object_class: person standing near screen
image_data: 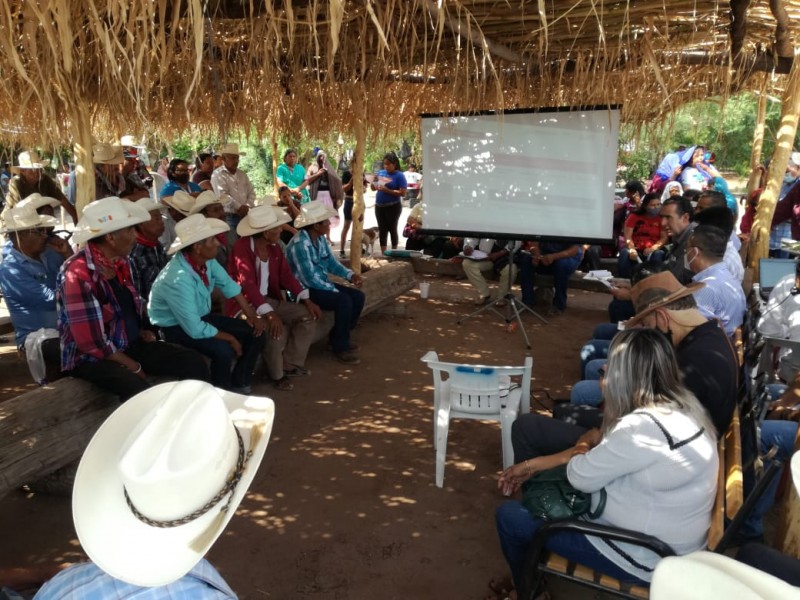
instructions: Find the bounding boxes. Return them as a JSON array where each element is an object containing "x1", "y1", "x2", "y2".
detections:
[{"x1": 371, "y1": 152, "x2": 407, "y2": 254}]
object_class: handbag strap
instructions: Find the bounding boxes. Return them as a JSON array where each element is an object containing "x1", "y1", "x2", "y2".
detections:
[{"x1": 587, "y1": 488, "x2": 607, "y2": 519}]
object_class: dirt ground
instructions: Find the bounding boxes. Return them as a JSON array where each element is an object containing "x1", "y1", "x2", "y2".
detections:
[{"x1": 0, "y1": 275, "x2": 612, "y2": 599}]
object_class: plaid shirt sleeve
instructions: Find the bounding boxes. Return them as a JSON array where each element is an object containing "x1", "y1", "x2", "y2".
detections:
[
  {"x1": 286, "y1": 232, "x2": 338, "y2": 292},
  {"x1": 57, "y1": 259, "x2": 117, "y2": 364}
]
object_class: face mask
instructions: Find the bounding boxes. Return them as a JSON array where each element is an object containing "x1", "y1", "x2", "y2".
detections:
[
  {"x1": 785, "y1": 173, "x2": 797, "y2": 184},
  {"x1": 175, "y1": 173, "x2": 190, "y2": 184},
  {"x1": 647, "y1": 207, "x2": 661, "y2": 217},
  {"x1": 683, "y1": 248, "x2": 697, "y2": 272}
]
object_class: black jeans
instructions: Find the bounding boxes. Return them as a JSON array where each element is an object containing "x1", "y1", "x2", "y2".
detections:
[
  {"x1": 511, "y1": 413, "x2": 587, "y2": 463},
  {"x1": 375, "y1": 201, "x2": 402, "y2": 248},
  {"x1": 160, "y1": 314, "x2": 264, "y2": 390},
  {"x1": 70, "y1": 339, "x2": 210, "y2": 401},
  {"x1": 309, "y1": 284, "x2": 366, "y2": 353}
]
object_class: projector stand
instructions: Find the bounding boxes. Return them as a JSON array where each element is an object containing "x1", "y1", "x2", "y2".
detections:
[{"x1": 457, "y1": 292, "x2": 547, "y2": 349}]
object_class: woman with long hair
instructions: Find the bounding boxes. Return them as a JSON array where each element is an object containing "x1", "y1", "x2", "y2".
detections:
[
  {"x1": 370, "y1": 152, "x2": 407, "y2": 253},
  {"x1": 618, "y1": 192, "x2": 666, "y2": 278},
  {"x1": 493, "y1": 328, "x2": 718, "y2": 597}
]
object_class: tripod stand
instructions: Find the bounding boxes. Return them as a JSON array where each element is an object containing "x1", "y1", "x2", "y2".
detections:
[{"x1": 457, "y1": 247, "x2": 548, "y2": 348}]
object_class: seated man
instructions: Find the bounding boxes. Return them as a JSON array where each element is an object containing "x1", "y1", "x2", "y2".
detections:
[
  {"x1": 228, "y1": 205, "x2": 322, "y2": 391},
  {"x1": 455, "y1": 238, "x2": 520, "y2": 305},
  {"x1": 758, "y1": 259, "x2": 800, "y2": 382},
  {"x1": 685, "y1": 224, "x2": 746, "y2": 338},
  {"x1": 129, "y1": 198, "x2": 168, "y2": 310},
  {"x1": 93, "y1": 144, "x2": 127, "y2": 201},
  {"x1": 0, "y1": 205, "x2": 71, "y2": 382},
  {"x1": 148, "y1": 214, "x2": 266, "y2": 393},
  {"x1": 693, "y1": 203, "x2": 744, "y2": 282},
  {"x1": 286, "y1": 200, "x2": 364, "y2": 365},
  {"x1": 34, "y1": 379, "x2": 274, "y2": 599},
  {"x1": 160, "y1": 158, "x2": 202, "y2": 199},
  {"x1": 403, "y1": 198, "x2": 455, "y2": 258},
  {"x1": 516, "y1": 241, "x2": 582, "y2": 316},
  {"x1": 17, "y1": 192, "x2": 61, "y2": 217},
  {"x1": 57, "y1": 197, "x2": 211, "y2": 400},
  {"x1": 2, "y1": 150, "x2": 77, "y2": 223}
]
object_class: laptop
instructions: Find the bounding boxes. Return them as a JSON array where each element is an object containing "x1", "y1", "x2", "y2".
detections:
[{"x1": 759, "y1": 258, "x2": 797, "y2": 299}]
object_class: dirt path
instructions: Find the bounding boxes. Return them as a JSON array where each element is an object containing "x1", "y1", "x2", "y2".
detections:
[{"x1": 0, "y1": 277, "x2": 610, "y2": 599}]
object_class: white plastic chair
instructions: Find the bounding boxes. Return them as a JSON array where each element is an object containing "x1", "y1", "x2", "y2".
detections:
[{"x1": 421, "y1": 351, "x2": 533, "y2": 488}]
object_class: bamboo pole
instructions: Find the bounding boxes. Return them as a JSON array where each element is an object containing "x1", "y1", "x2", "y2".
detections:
[
  {"x1": 747, "y1": 80, "x2": 769, "y2": 195},
  {"x1": 71, "y1": 100, "x2": 95, "y2": 216},
  {"x1": 271, "y1": 130, "x2": 279, "y2": 196},
  {"x1": 350, "y1": 97, "x2": 366, "y2": 274},
  {"x1": 748, "y1": 48, "x2": 800, "y2": 275}
]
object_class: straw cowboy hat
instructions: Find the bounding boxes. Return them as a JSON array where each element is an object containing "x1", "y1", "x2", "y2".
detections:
[
  {"x1": 18, "y1": 192, "x2": 60, "y2": 211},
  {"x1": 161, "y1": 190, "x2": 195, "y2": 216},
  {"x1": 93, "y1": 143, "x2": 125, "y2": 166},
  {"x1": 72, "y1": 197, "x2": 151, "y2": 245},
  {"x1": 188, "y1": 190, "x2": 223, "y2": 215},
  {"x1": 1, "y1": 204, "x2": 58, "y2": 233},
  {"x1": 218, "y1": 143, "x2": 245, "y2": 156},
  {"x1": 626, "y1": 271, "x2": 705, "y2": 327},
  {"x1": 10, "y1": 151, "x2": 45, "y2": 174},
  {"x1": 293, "y1": 199, "x2": 337, "y2": 229},
  {"x1": 236, "y1": 205, "x2": 292, "y2": 237},
  {"x1": 72, "y1": 380, "x2": 275, "y2": 587},
  {"x1": 120, "y1": 134, "x2": 138, "y2": 147},
  {"x1": 135, "y1": 197, "x2": 167, "y2": 213},
  {"x1": 168, "y1": 213, "x2": 230, "y2": 255}
]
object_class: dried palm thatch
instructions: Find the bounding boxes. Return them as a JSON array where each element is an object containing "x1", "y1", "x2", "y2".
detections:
[{"x1": 0, "y1": 0, "x2": 798, "y2": 149}]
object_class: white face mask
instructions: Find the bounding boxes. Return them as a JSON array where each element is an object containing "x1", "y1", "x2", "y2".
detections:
[
  {"x1": 785, "y1": 173, "x2": 797, "y2": 184},
  {"x1": 684, "y1": 248, "x2": 698, "y2": 272}
]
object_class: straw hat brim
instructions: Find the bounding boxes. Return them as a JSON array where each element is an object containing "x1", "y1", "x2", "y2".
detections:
[
  {"x1": 2, "y1": 214, "x2": 58, "y2": 233},
  {"x1": 236, "y1": 212, "x2": 292, "y2": 237},
  {"x1": 72, "y1": 381, "x2": 275, "y2": 587},
  {"x1": 167, "y1": 219, "x2": 230, "y2": 255},
  {"x1": 626, "y1": 281, "x2": 705, "y2": 327},
  {"x1": 72, "y1": 207, "x2": 151, "y2": 245},
  {"x1": 294, "y1": 205, "x2": 338, "y2": 229},
  {"x1": 10, "y1": 164, "x2": 44, "y2": 174}
]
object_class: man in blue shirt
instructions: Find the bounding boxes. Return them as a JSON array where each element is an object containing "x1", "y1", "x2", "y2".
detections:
[
  {"x1": 160, "y1": 158, "x2": 202, "y2": 199},
  {"x1": 0, "y1": 205, "x2": 71, "y2": 380},
  {"x1": 685, "y1": 224, "x2": 746, "y2": 337}
]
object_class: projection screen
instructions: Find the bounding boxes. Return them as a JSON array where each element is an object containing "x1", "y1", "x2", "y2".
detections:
[{"x1": 420, "y1": 106, "x2": 621, "y2": 243}]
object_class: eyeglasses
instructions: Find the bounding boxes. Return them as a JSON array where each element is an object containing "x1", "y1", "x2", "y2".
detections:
[{"x1": 174, "y1": 168, "x2": 189, "y2": 174}]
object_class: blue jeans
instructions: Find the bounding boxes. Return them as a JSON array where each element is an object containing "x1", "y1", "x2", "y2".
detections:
[
  {"x1": 570, "y1": 380, "x2": 603, "y2": 406},
  {"x1": 608, "y1": 299, "x2": 635, "y2": 323},
  {"x1": 516, "y1": 253, "x2": 582, "y2": 310},
  {"x1": 225, "y1": 213, "x2": 242, "y2": 232},
  {"x1": 496, "y1": 501, "x2": 647, "y2": 591},
  {"x1": 309, "y1": 284, "x2": 365, "y2": 353},
  {"x1": 617, "y1": 248, "x2": 665, "y2": 279},
  {"x1": 580, "y1": 338, "x2": 612, "y2": 378},
  {"x1": 161, "y1": 314, "x2": 264, "y2": 390}
]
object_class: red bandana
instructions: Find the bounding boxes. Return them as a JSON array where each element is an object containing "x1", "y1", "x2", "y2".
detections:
[
  {"x1": 184, "y1": 252, "x2": 209, "y2": 287},
  {"x1": 88, "y1": 242, "x2": 132, "y2": 285},
  {"x1": 135, "y1": 233, "x2": 160, "y2": 248},
  {"x1": 216, "y1": 232, "x2": 228, "y2": 247}
]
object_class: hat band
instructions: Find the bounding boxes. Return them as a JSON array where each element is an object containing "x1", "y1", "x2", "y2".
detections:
[{"x1": 122, "y1": 426, "x2": 250, "y2": 528}]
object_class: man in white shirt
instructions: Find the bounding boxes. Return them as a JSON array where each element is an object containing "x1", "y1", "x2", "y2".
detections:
[
  {"x1": 210, "y1": 143, "x2": 256, "y2": 231},
  {"x1": 758, "y1": 262, "x2": 800, "y2": 382}
]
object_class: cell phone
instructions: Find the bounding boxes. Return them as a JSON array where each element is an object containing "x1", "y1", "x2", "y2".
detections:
[{"x1": 704, "y1": 152, "x2": 712, "y2": 161}]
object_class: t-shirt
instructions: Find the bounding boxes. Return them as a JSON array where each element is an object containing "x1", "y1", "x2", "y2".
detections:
[
  {"x1": 375, "y1": 170, "x2": 407, "y2": 206},
  {"x1": 342, "y1": 170, "x2": 353, "y2": 199},
  {"x1": 193, "y1": 170, "x2": 211, "y2": 186},
  {"x1": 624, "y1": 213, "x2": 662, "y2": 250}
]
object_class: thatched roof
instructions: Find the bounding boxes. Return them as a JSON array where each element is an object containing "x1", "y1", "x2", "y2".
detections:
[{"x1": 0, "y1": 0, "x2": 798, "y2": 147}]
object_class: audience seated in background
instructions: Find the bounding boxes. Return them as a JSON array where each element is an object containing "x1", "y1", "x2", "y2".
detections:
[
  {"x1": 192, "y1": 151, "x2": 216, "y2": 192},
  {"x1": 228, "y1": 206, "x2": 322, "y2": 391},
  {"x1": 128, "y1": 198, "x2": 168, "y2": 312},
  {"x1": 17, "y1": 192, "x2": 61, "y2": 218},
  {"x1": 515, "y1": 241, "x2": 582, "y2": 316},
  {"x1": 404, "y1": 198, "x2": 459, "y2": 259},
  {"x1": 34, "y1": 380, "x2": 274, "y2": 599},
  {"x1": 119, "y1": 147, "x2": 151, "y2": 202},
  {"x1": 454, "y1": 238, "x2": 521, "y2": 306},
  {"x1": 769, "y1": 152, "x2": 800, "y2": 258},
  {"x1": 211, "y1": 143, "x2": 256, "y2": 231},
  {"x1": 693, "y1": 205, "x2": 744, "y2": 282},
  {"x1": 286, "y1": 200, "x2": 364, "y2": 365},
  {"x1": 93, "y1": 144, "x2": 127, "y2": 202},
  {"x1": 160, "y1": 158, "x2": 202, "y2": 200},
  {"x1": 57, "y1": 197, "x2": 210, "y2": 400},
  {"x1": 148, "y1": 214, "x2": 265, "y2": 393},
  {"x1": 0, "y1": 205, "x2": 71, "y2": 382},
  {"x1": 618, "y1": 193, "x2": 666, "y2": 278},
  {"x1": 2, "y1": 150, "x2": 77, "y2": 223},
  {"x1": 758, "y1": 261, "x2": 800, "y2": 383},
  {"x1": 659, "y1": 196, "x2": 696, "y2": 284},
  {"x1": 160, "y1": 188, "x2": 195, "y2": 248},
  {"x1": 495, "y1": 329, "x2": 718, "y2": 595}
]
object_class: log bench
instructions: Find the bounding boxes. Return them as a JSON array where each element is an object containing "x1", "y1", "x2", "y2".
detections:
[{"x1": 0, "y1": 261, "x2": 416, "y2": 499}]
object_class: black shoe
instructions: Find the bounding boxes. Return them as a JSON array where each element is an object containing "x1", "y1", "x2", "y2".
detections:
[{"x1": 335, "y1": 351, "x2": 361, "y2": 365}]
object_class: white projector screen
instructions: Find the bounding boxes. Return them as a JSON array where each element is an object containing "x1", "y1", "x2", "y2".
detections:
[{"x1": 420, "y1": 107, "x2": 620, "y2": 242}]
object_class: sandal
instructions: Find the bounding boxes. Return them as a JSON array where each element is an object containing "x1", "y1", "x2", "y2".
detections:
[
  {"x1": 284, "y1": 365, "x2": 310, "y2": 377},
  {"x1": 273, "y1": 376, "x2": 294, "y2": 391},
  {"x1": 487, "y1": 576, "x2": 514, "y2": 599}
]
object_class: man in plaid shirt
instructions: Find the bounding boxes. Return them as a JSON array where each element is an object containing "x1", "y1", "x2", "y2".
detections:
[
  {"x1": 128, "y1": 198, "x2": 168, "y2": 309},
  {"x1": 57, "y1": 197, "x2": 209, "y2": 399}
]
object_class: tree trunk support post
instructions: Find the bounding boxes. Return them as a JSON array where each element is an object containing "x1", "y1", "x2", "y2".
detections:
[
  {"x1": 748, "y1": 48, "x2": 800, "y2": 277},
  {"x1": 747, "y1": 76, "x2": 769, "y2": 195},
  {"x1": 350, "y1": 98, "x2": 366, "y2": 274}
]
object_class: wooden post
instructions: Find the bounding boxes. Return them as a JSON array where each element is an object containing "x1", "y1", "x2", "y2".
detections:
[
  {"x1": 747, "y1": 78, "x2": 769, "y2": 195},
  {"x1": 71, "y1": 100, "x2": 96, "y2": 216},
  {"x1": 350, "y1": 98, "x2": 366, "y2": 274},
  {"x1": 271, "y1": 130, "x2": 279, "y2": 196},
  {"x1": 748, "y1": 48, "x2": 800, "y2": 275}
]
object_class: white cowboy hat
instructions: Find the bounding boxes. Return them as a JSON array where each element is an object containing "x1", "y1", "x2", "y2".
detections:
[
  {"x1": 161, "y1": 190, "x2": 195, "y2": 216},
  {"x1": 135, "y1": 197, "x2": 167, "y2": 213},
  {"x1": 73, "y1": 380, "x2": 275, "y2": 587},
  {"x1": 188, "y1": 190, "x2": 222, "y2": 215},
  {"x1": 10, "y1": 151, "x2": 45, "y2": 174},
  {"x1": 1, "y1": 204, "x2": 58, "y2": 233},
  {"x1": 218, "y1": 143, "x2": 245, "y2": 157},
  {"x1": 120, "y1": 134, "x2": 138, "y2": 147},
  {"x1": 236, "y1": 205, "x2": 292, "y2": 237},
  {"x1": 18, "y1": 192, "x2": 60, "y2": 211},
  {"x1": 93, "y1": 143, "x2": 124, "y2": 166},
  {"x1": 168, "y1": 213, "x2": 230, "y2": 255},
  {"x1": 293, "y1": 199, "x2": 338, "y2": 229},
  {"x1": 72, "y1": 197, "x2": 151, "y2": 244}
]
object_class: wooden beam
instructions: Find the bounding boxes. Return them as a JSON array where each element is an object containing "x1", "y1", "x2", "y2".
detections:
[
  {"x1": 769, "y1": 0, "x2": 795, "y2": 58},
  {"x1": 748, "y1": 48, "x2": 800, "y2": 276},
  {"x1": 730, "y1": 0, "x2": 751, "y2": 60},
  {"x1": 747, "y1": 76, "x2": 770, "y2": 195}
]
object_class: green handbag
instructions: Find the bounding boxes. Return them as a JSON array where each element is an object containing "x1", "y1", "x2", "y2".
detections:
[{"x1": 521, "y1": 464, "x2": 606, "y2": 521}]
